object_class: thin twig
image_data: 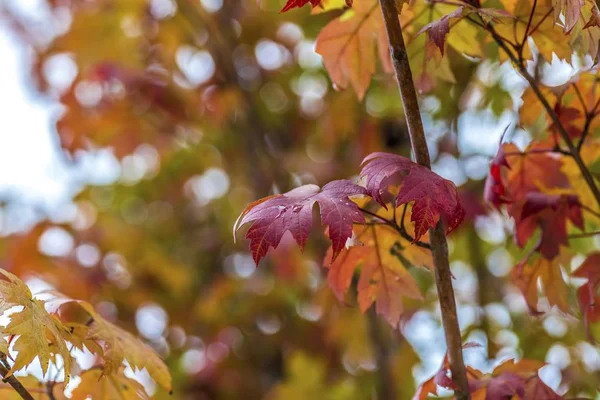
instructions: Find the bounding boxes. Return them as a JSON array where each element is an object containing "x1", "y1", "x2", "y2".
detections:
[
  {"x1": 581, "y1": 204, "x2": 600, "y2": 220},
  {"x1": 359, "y1": 207, "x2": 431, "y2": 249},
  {"x1": 377, "y1": 0, "x2": 469, "y2": 398},
  {"x1": 569, "y1": 231, "x2": 600, "y2": 239},
  {"x1": 521, "y1": 0, "x2": 537, "y2": 48},
  {"x1": 503, "y1": 147, "x2": 571, "y2": 157},
  {"x1": 577, "y1": 112, "x2": 595, "y2": 152}
]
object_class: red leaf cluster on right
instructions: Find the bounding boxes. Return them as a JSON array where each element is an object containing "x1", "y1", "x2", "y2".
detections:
[
  {"x1": 415, "y1": 344, "x2": 563, "y2": 400},
  {"x1": 484, "y1": 142, "x2": 583, "y2": 260}
]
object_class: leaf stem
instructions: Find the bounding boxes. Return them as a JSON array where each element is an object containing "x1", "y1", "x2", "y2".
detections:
[
  {"x1": 581, "y1": 204, "x2": 600, "y2": 220},
  {"x1": 377, "y1": 1, "x2": 469, "y2": 398},
  {"x1": 569, "y1": 231, "x2": 600, "y2": 239},
  {"x1": 359, "y1": 207, "x2": 431, "y2": 249}
]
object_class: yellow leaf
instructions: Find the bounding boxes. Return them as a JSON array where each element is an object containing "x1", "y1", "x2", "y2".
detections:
[
  {"x1": 75, "y1": 302, "x2": 172, "y2": 392},
  {"x1": 325, "y1": 205, "x2": 431, "y2": 326},
  {"x1": 311, "y1": 0, "x2": 347, "y2": 13},
  {"x1": 512, "y1": 248, "x2": 572, "y2": 313},
  {"x1": 496, "y1": 0, "x2": 572, "y2": 62},
  {"x1": 70, "y1": 368, "x2": 149, "y2": 400},
  {"x1": 0, "y1": 270, "x2": 73, "y2": 383}
]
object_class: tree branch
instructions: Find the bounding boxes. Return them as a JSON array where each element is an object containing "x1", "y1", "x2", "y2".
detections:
[
  {"x1": 0, "y1": 359, "x2": 34, "y2": 400},
  {"x1": 377, "y1": 1, "x2": 469, "y2": 398}
]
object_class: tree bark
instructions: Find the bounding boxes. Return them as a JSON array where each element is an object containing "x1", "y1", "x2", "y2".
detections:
[{"x1": 377, "y1": 1, "x2": 470, "y2": 398}]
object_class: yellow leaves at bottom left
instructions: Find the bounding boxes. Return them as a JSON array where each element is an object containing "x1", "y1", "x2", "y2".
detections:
[
  {"x1": 68, "y1": 368, "x2": 150, "y2": 400},
  {"x1": 0, "y1": 269, "x2": 172, "y2": 399},
  {"x1": 0, "y1": 270, "x2": 73, "y2": 382}
]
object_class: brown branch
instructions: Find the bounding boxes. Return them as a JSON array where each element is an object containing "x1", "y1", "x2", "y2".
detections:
[
  {"x1": 521, "y1": 0, "x2": 537, "y2": 48},
  {"x1": 0, "y1": 360, "x2": 34, "y2": 400},
  {"x1": 377, "y1": 1, "x2": 469, "y2": 399},
  {"x1": 577, "y1": 111, "x2": 595, "y2": 152}
]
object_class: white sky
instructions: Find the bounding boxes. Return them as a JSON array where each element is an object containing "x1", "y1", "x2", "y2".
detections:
[{"x1": 0, "y1": 21, "x2": 75, "y2": 208}]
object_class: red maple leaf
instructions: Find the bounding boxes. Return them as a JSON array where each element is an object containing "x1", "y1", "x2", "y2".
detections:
[
  {"x1": 417, "y1": 8, "x2": 464, "y2": 55},
  {"x1": 360, "y1": 152, "x2": 465, "y2": 241},
  {"x1": 484, "y1": 143, "x2": 511, "y2": 209},
  {"x1": 415, "y1": 351, "x2": 562, "y2": 400},
  {"x1": 280, "y1": 0, "x2": 321, "y2": 12},
  {"x1": 515, "y1": 192, "x2": 583, "y2": 260},
  {"x1": 484, "y1": 142, "x2": 579, "y2": 260},
  {"x1": 551, "y1": 103, "x2": 583, "y2": 138},
  {"x1": 235, "y1": 180, "x2": 367, "y2": 264}
]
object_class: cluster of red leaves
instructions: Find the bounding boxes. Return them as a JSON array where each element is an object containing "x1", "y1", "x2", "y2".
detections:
[
  {"x1": 484, "y1": 141, "x2": 589, "y2": 314},
  {"x1": 415, "y1": 344, "x2": 562, "y2": 400},
  {"x1": 484, "y1": 142, "x2": 583, "y2": 260},
  {"x1": 236, "y1": 152, "x2": 465, "y2": 265},
  {"x1": 236, "y1": 153, "x2": 464, "y2": 326}
]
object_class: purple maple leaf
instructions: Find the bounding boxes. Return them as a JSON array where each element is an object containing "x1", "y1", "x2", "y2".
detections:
[
  {"x1": 235, "y1": 180, "x2": 367, "y2": 264},
  {"x1": 360, "y1": 152, "x2": 465, "y2": 240}
]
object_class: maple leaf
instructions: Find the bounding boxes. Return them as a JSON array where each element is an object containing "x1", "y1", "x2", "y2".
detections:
[
  {"x1": 497, "y1": 0, "x2": 572, "y2": 62},
  {"x1": 75, "y1": 301, "x2": 172, "y2": 392},
  {"x1": 68, "y1": 367, "x2": 150, "y2": 400},
  {"x1": 484, "y1": 142, "x2": 511, "y2": 209},
  {"x1": 360, "y1": 152, "x2": 465, "y2": 240},
  {"x1": 314, "y1": 0, "x2": 392, "y2": 100},
  {"x1": 485, "y1": 142, "x2": 580, "y2": 259},
  {"x1": 41, "y1": 292, "x2": 172, "y2": 392},
  {"x1": 551, "y1": 104, "x2": 583, "y2": 138},
  {"x1": 512, "y1": 249, "x2": 572, "y2": 313},
  {"x1": 515, "y1": 192, "x2": 583, "y2": 260},
  {"x1": 325, "y1": 208, "x2": 431, "y2": 327},
  {"x1": 235, "y1": 181, "x2": 368, "y2": 264},
  {"x1": 416, "y1": 7, "x2": 468, "y2": 56},
  {"x1": 416, "y1": 348, "x2": 562, "y2": 400},
  {"x1": 281, "y1": 0, "x2": 321, "y2": 12},
  {"x1": 573, "y1": 253, "x2": 600, "y2": 336},
  {"x1": 553, "y1": 0, "x2": 584, "y2": 33},
  {"x1": 482, "y1": 359, "x2": 562, "y2": 399},
  {"x1": 0, "y1": 270, "x2": 74, "y2": 382}
]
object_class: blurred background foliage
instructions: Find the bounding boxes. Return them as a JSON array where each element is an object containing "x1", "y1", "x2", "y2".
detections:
[{"x1": 0, "y1": 0, "x2": 598, "y2": 398}]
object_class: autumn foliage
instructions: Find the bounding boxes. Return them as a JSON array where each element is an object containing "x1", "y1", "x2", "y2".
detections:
[{"x1": 1, "y1": 0, "x2": 600, "y2": 398}]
